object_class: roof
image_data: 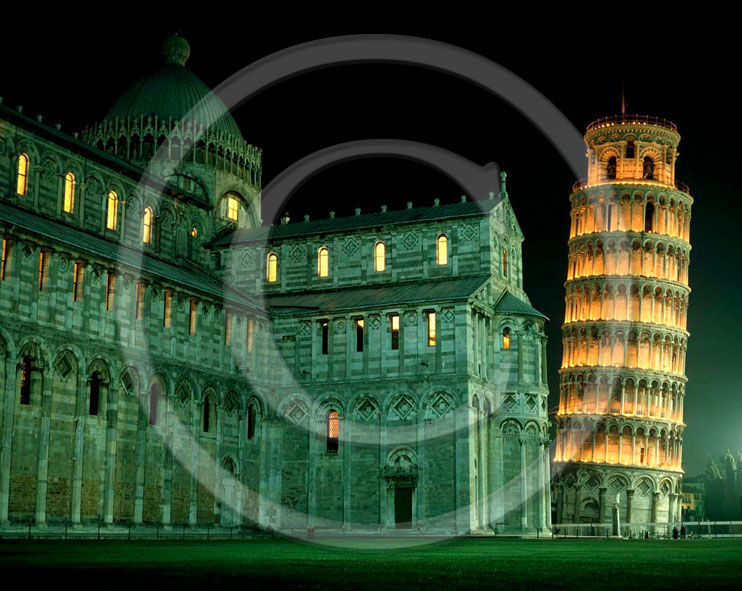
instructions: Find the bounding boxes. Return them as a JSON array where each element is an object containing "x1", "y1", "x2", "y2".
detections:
[
  {"x1": 103, "y1": 36, "x2": 243, "y2": 141},
  {"x1": 215, "y1": 198, "x2": 501, "y2": 246},
  {"x1": 494, "y1": 290, "x2": 548, "y2": 320},
  {"x1": 0, "y1": 201, "x2": 259, "y2": 311},
  {"x1": 265, "y1": 275, "x2": 491, "y2": 314}
]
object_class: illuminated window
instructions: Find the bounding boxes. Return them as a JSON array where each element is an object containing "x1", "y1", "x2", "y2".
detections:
[
  {"x1": 89, "y1": 373, "x2": 101, "y2": 416},
  {"x1": 163, "y1": 290, "x2": 172, "y2": 328},
  {"x1": 72, "y1": 261, "x2": 84, "y2": 302},
  {"x1": 106, "y1": 191, "x2": 118, "y2": 230},
  {"x1": 106, "y1": 271, "x2": 115, "y2": 311},
  {"x1": 38, "y1": 251, "x2": 49, "y2": 291},
  {"x1": 225, "y1": 311, "x2": 232, "y2": 345},
  {"x1": 390, "y1": 314, "x2": 399, "y2": 350},
  {"x1": 247, "y1": 316, "x2": 254, "y2": 351},
  {"x1": 436, "y1": 235, "x2": 448, "y2": 265},
  {"x1": 374, "y1": 241, "x2": 386, "y2": 272},
  {"x1": 427, "y1": 311, "x2": 436, "y2": 346},
  {"x1": 142, "y1": 207, "x2": 153, "y2": 244},
  {"x1": 355, "y1": 318, "x2": 364, "y2": 352},
  {"x1": 266, "y1": 252, "x2": 278, "y2": 282},
  {"x1": 189, "y1": 299, "x2": 197, "y2": 335},
  {"x1": 502, "y1": 327, "x2": 511, "y2": 350},
  {"x1": 318, "y1": 246, "x2": 329, "y2": 277},
  {"x1": 226, "y1": 195, "x2": 239, "y2": 221},
  {"x1": 247, "y1": 404, "x2": 256, "y2": 440},
  {"x1": 0, "y1": 239, "x2": 7, "y2": 280},
  {"x1": 63, "y1": 172, "x2": 76, "y2": 213},
  {"x1": 16, "y1": 153, "x2": 29, "y2": 196},
  {"x1": 327, "y1": 410, "x2": 339, "y2": 452},
  {"x1": 502, "y1": 249, "x2": 508, "y2": 277},
  {"x1": 20, "y1": 356, "x2": 32, "y2": 405},
  {"x1": 135, "y1": 282, "x2": 145, "y2": 319},
  {"x1": 320, "y1": 319, "x2": 329, "y2": 355}
]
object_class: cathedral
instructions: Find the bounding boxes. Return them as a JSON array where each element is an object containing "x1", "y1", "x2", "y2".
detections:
[
  {"x1": 552, "y1": 114, "x2": 691, "y2": 533},
  {"x1": 0, "y1": 36, "x2": 552, "y2": 535}
]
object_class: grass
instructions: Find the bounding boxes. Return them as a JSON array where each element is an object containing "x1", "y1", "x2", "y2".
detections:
[{"x1": 1, "y1": 537, "x2": 741, "y2": 590}]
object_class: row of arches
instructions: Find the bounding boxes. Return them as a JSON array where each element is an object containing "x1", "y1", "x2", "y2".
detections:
[
  {"x1": 564, "y1": 282, "x2": 688, "y2": 330},
  {"x1": 569, "y1": 190, "x2": 690, "y2": 241},
  {"x1": 561, "y1": 328, "x2": 687, "y2": 376},
  {"x1": 558, "y1": 374, "x2": 685, "y2": 422},
  {"x1": 567, "y1": 238, "x2": 689, "y2": 285},
  {"x1": 554, "y1": 422, "x2": 683, "y2": 470}
]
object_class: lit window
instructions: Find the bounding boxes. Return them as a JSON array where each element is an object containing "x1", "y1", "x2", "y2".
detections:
[
  {"x1": 502, "y1": 327, "x2": 511, "y2": 350},
  {"x1": 72, "y1": 261, "x2": 84, "y2": 302},
  {"x1": 355, "y1": 318, "x2": 364, "y2": 353},
  {"x1": 247, "y1": 316, "x2": 254, "y2": 351},
  {"x1": 502, "y1": 249, "x2": 508, "y2": 277},
  {"x1": 436, "y1": 235, "x2": 448, "y2": 265},
  {"x1": 163, "y1": 290, "x2": 172, "y2": 328},
  {"x1": 327, "y1": 410, "x2": 339, "y2": 452},
  {"x1": 320, "y1": 319, "x2": 329, "y2": 355},
  {"x1": 390, "y1": 314, "x2": 399, "y2": 350},
  {"x1": 189, "y1": 299, "x2": 197, "y2": 335},
  {"x1": 106, "y1": 191, "x2": 118, "y2": 230},
  {"x1": 135, "y1": 282, "x2": 145, "y2": 319},
  {"x1": 63, "y1": 172, "x2": 76, "y2": 213},
  {"x1": 226, "y1": 195, "x2": 239, "y2": 221},
  {"x1": 38, "y1": 251, "x2": 49, "y2": 291},
  {"x1": 16, "y1": 154, "x2": 29, "y2": 196},
  {"x1": 225, "y1": 311, "x2": 232, "y2": 345},
  {"x1": 374, "y1": 241, "x2": 386, "y2": 272},
  {"x1": 106, "y1": 271, "x2": 115, "y2": 311},
  {"x1": 427, "y1": 311, "x2": 436, "y2": 346},
  {"x1": 318, "y1": 246, "x2": 329, "y2": 277},
  {"x1": 0, "y1": 239, "x2": 7, "y2": 281},
  {"x1": 266, "y1": 252, "x2": 277, "y2": 282},
  {"x1": 142, "y1": 207, "x2": 153, "y2": 244}
]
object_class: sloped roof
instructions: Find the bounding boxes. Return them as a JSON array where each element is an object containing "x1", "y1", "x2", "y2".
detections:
[
  {"x1": 214, "y1": 198, "x2": 501, "y2": 246},
  {"x1": 494, "y1": 290, "x2": 548, "y2": 320},
  {"x1": 0, "y1": 201, "x2": 259, "y2": 311},
  {"x1": 266, "y1": 275, "x2": 491, "y2": 314}
]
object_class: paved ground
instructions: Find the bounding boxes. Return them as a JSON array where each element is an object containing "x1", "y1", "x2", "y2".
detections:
[{"x1": 1, "y1": 537, "x2": 741, "y2": 590}]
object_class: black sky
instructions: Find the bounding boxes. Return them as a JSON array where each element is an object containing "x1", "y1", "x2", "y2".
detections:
[{"x1": 2, "y1": 14, "x2": 739, "y2": 476}]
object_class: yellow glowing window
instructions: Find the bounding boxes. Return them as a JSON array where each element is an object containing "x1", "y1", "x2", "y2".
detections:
[
  {"x1": 16, "y1": 154, "x2": 29, "y2": 196},
  {"x1": 390, "y1": 314, "x2": 400, "y2": 350},
  {"x1": 427, "y1": 311, "x2": 436, "y2": 346},
  {"x1": 436, "y1": 235, "x2": 448, "y2": 265},
  {"x1": 374, "y1": 241, "x2": 386, "y2": 272},
  {"x1": 106, "y1": 191, "x2": 118, "y2": 230},
  {"x1": 142, "y1": 207, "x2": 153, "y2": 244},
  {"x1": 227, "y1": 196, "x2": 239, "y2": 221},
  {"x1": 72, "y1": 261, "x2": 84, "y2": 302},
  {"x1": 355, "y1": 318, "x2": 364, "y2": 352},
  {"x1": 1, "y1": 239, "x2": 7, "y2": 281},
  {"x1": 63, "y1": 172, "x2": 76, "y2": 213},
  {"x1": 502, "y1": 327, "x2": 511, "y2": 349},
  {"x1": 164, "y1": 290, "x2": 172, "y2": 328},
  {"x1": 318, "y1": 246, "x2": 329, "y2": 277},
  {"x1": 266, "y1": 252, "x2": 278, "y2": 282},
  {"x1": 225, "y1": 311, "x2": 232, "y2": 345},
  {"x1": 106, "y1": 271, "x2": 115, "y2": 311},
  {"x1": 247, "y1": 316, "x2": 254, "y2": 351},
  {"x1": 327, "y1": 410, "x2": 339, "y2": 452},
  {"x1": 135, "y1": 282, "x2": 145, "y2": 319},
  {"x1": 189, "y1": 299, "x2": 197, "y2": 335},
  {"x1": 38, "y1": 251, "x2": 49, "y2": 291}
]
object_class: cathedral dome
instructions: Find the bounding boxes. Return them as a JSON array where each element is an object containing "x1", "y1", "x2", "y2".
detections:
[{"x1": 104, "y1": 35, "x2": 243, "y2": 140}]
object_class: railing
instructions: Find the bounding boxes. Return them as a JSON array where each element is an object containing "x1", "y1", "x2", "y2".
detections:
[
  {"x1": 572, "y1": 178, "x2": 691, "y2": 195},
  {"x1": 0, "y1": 522, "x2": 267, "y2": 541},
  {"x1": 587, "y1": 114, "x2": 678, "y2": 133},
  {"x1": 551, "y1": 521, "x2": 742, "y2": 539}
]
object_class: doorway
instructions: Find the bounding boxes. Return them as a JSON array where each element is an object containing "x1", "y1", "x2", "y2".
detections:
[{"x1": 395, "y1": 486, "x2": 413, "y2": 529}]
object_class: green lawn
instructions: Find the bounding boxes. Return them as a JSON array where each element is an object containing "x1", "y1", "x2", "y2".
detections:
[{"x1": 1, "y1": 537, "x2": 741, "y2": 590}]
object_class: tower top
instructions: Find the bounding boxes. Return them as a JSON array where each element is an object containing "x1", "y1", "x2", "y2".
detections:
[{"x1": 587, "y1": 113, "x2": 677, "y2": 133}]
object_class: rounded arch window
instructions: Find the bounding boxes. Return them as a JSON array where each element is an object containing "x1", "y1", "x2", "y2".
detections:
[
  {"x1": 318, "y1": 246, "x2": 329, "y2": 277},
  {"x1": 266, "y1": 252, "x2": 278, "y2": 282},
  {"x1": 606, "y1": 156, "x2": 617, "y2": 180},
  {"x1": 63, "y1": 172, "x2": 76, "y2": 213},
  {"x1": 643, "y1": 156, "x2": 655, "y2": 180},
  {"x1": 436, "y1": 234, "x2": 448, "y2": 265},
  {"x1": 327, "y1": 410, "x2": 339, "y2": 452},
  {"x1": 502, "y1": 327, "x2": 511, "y2": 350},
  {"x1": 16, "y1": 153, "x2": 29, "y2": 196},
  {"x1": 106, "y1": 191, "x2": 118, "y2": 230},
  {"x1": 374, "y1": 241, "x2": 386, "y2": 272},
  {"x1": 142, "y1": 207, "x2": 154, "y2": 244}
]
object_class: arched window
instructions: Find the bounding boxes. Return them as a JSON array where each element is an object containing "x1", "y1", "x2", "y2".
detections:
[
  {"x1": 247, "y1": 404, "x2": 256, "y2": 440},
  {"x1": 436, "y1": 235, "x2": 448, "y2": 265},
  {"x1": 502, "y1": 327, "x2": 511, "y2": 350},
  {"x1": 645, "y1": 202, "x2": 655, "y2": 232},
  {"x1": 502, "y1": 249, "x2": 508, "y2": 277},
  {"x1": 318, "y1": 246, "x2": 329, "y2": 277},
  {"x1": 327, "y1": 410, "x2": 339, "y2": 452},
  {"x1": 374, "y1": 241, "x2": 386, "y2": 272},
  {"x1": 16, "y1": 153, "x2": 29, "y2": 196},
  {"x1": 106, "y1": 191, "x2": 118, "y2": 230},
  {"x1": 203, "y1": 396, "x2": 211, "y2": 432},
  {"x1": 142, "y1": 207, "x2": 153, "y2": 244},
  {"x1": 606, "y1": 156, "x2": 617, "y2": 180},
  {"x1": 89, "y1": 372, "x2": 101, "y2": 416},
  {"x1": 149, "y1": 383, "x2": 160, "y2": 426},
  {"x1": 19, "y1": 356, "x2": 32, "y2": 405},
  {"x1": 643, "y1": 156, "x2": 655, "y2": 180},
  {"x1": 226, "y1": 195, "x2": 239, "y2": 222},
  {"x1": 266, "y1": 252, "x2": 278, "y2": 282},
  {"x1": 63, "y1": 172, "x2": 76, "y2": 213}
]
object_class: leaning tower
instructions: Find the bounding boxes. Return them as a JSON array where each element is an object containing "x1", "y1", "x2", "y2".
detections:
[{"x1": 552, "y1": 114, "x2": 692, "y2": 534}]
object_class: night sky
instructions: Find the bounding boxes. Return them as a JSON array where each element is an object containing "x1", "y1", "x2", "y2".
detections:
[{"x1": 2, "y1": 15, "x2": 739, "y2": 476}]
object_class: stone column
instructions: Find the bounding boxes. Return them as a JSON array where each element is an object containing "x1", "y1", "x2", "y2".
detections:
[
  {"x1": 103, "y1": 381, "x2": 118, "y2": 525},
  {"x1": 625, "y1": 488, "x2": 634, "y2": 531},
  {"x1": 34, "y1": 368, "x2": 53, "y2": 526},
  {"x1": 651, "y1": 491, "x2": 660, "y2": 534},
  {"x1": 520, "y1": 436, "x2": 528, "y2": 531},
  {"x1": 598, "y1": 486, "x2": 608, "y2": 526},
  {"x1": 668, "y1": 493, "x2": 677, "y2": 525},
  {"x1": 0, "y1": 357, "x2": 18, "y2": 525},
  {"x1": 573, "y1": 484, "x2": 582, "y2": 524},
  {"x1": 133, "y1": 391, "x2": 147, "y2": 525},
  {"x1": 258, "y1": 417, "x2": 283, "y2": 530}
]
